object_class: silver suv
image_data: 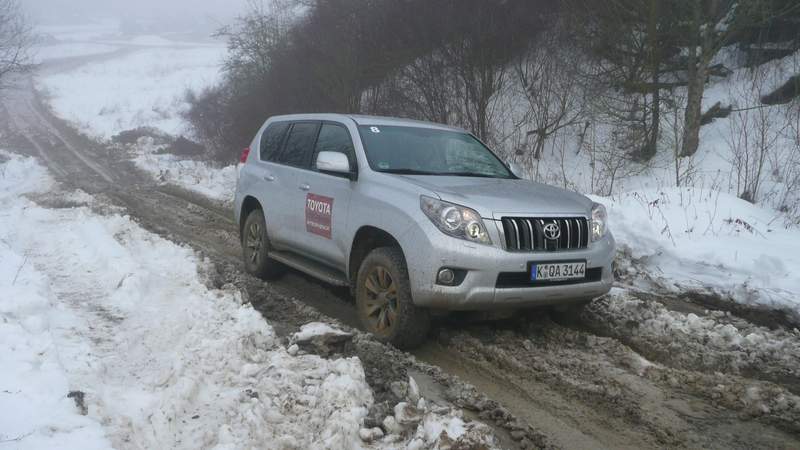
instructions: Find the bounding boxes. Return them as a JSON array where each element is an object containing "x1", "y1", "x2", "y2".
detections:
[{"x1": 235, "y1": 114, "x2": 615, "y2": 348}]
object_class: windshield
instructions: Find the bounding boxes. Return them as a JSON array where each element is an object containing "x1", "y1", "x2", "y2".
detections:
[{"x1": 358, "y1": 125, "x2": 514, "y2": 178}]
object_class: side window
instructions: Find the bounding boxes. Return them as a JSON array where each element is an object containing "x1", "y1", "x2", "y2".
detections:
[
  {"x1": 274, "y1": 122, "x2": 320, "y2": 168},
  {"x1": 260, "y1": 122, "x2": 290, "y2": 161},
  {"x1": 314, "y1": 124, "x2": 356, "y2": 171}
]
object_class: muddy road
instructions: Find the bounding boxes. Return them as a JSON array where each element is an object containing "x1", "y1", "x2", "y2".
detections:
[{"x1": 3, "y1": 68, "x2": 800, "y2": 449}]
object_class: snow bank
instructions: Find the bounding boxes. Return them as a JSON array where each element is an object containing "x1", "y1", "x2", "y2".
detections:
[
  {"x1": 0, "y1": 153, "x2": 370, "y2": 448},
  {"x1": 0, "y1": 153, "x2": 111, "y2": 448},
  {"x1": 595, "y1": 187, "x2": 800, "y2": 314},
  {"x1": 36, "y1": 45, "x2": 225, "y2": 139},
  {"x1": 131, "y1": 138, "x2": 236, "y2": 203}
]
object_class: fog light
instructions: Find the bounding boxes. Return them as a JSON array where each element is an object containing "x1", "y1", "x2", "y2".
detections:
[{"x1": 437, "y1": 268, "x2": 456, "y2": 285}]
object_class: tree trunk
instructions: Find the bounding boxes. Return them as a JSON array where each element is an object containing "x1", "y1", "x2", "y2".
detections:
[{"x1": 680, "y1": 2, "x2": 706, "y2": 158}]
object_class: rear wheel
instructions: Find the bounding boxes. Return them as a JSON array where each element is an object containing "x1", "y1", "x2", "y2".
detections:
[
  {"x1": 356, "y1": 247, "x2": 430, "y2": 349},
  {"x1": 242, "y1": 209, "x2": 284, "y2": 280}
]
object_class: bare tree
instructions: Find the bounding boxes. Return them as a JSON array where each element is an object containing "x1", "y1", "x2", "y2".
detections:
[
  {"x1": 513, "y1": 28, "x2": 586, "y2": 166},
  {"x1": 779, "y1": 102, "x2": 800, "y2": 223},
  {"x1": 678, "y1": 0, "x2": 800, "y2": 158},
  {"x1": 725, "y1": 65, "x2": 783, "y2": 203},
  {"x1": 0, "y1": 0, "x2": 31, "y2": 89}
]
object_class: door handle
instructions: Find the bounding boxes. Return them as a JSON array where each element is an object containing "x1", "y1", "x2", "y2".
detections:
[
  {"x1": 263, "y1": 174, "x2": 275, "y2": 181},
  {"x1": 299, "y1": 183, "x2": 310, "y2": 191}
]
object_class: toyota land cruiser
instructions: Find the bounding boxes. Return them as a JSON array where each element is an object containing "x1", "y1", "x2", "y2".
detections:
[{"x1": 235, "y1": 114, "x2": 615, "y2": 348}]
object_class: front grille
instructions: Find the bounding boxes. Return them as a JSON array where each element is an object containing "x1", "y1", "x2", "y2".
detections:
[
  {"x1": 496, "y1": 267, "x2": 602, "y2": 288},
  {"x1": 501, "y1": 217, "x2": 589, "y2": 252}
]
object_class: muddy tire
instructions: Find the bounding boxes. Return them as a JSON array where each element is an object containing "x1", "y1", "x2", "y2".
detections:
[
  {"x1": 241, "y1": 209, "x2": 284, "y2": 280},
  {"x1": 356, "y1": 247, "x2": 430, "y2": 349}
]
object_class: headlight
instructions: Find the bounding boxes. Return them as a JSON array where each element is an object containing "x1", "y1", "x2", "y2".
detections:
[
  {"x1": 420, "y1": 196, "x2": 492, "y2": 245},
  {"x1": 591, "y1": 202, "x2": 608, "y2": 241}
]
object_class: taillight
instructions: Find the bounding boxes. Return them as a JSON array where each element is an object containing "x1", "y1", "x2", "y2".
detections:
[{"x1": 240, "y1": 147, "x2": 251, "y2": 163}]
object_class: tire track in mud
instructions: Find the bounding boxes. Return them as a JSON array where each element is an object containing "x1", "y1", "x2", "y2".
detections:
[
  {"x1": 421, "y1": 313, "x2": 800, "y2": 449},
  {"x1": 4, "y1": 71, "x2": 800, "y2": 449}
]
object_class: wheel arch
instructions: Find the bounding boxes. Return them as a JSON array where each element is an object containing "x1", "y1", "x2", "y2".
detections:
[
  {"x1": 239, "y1": 196, "x2": 263, "y2": 242},
  {"x1": 348, "y1": 226, "x2": 406, "y2": 286}
]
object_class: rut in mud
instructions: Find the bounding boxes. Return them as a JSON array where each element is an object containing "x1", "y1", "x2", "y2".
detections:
[{"x1": 3, "y1": 70, "x2": 800, "y2": 450}]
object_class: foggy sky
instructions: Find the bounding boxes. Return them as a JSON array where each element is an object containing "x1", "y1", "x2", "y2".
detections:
[{"x1": 23, "y1": 0, "x2": 249, "y2": 26}]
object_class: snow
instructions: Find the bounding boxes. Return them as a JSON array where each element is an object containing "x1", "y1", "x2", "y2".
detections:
[
  {"x1": 0, "y1": 152, "x2": 111, "y2": 449},
  {"x1": 0, "y1": 153, "x2": 371, "y2": 449},
  {"x1": 131, "y1": 138, "x2": 236, "y2": 203},
  {"x1": 597, "y1": 187, "x2": 800, "y2": 314},
  {"x1": 0, "y1": 152, "x2": 494, "y2": 449},
  {"x1": 36, "y1": 45, "x2": 226, "y2": 139},
  {"x1": 32, "y1": 43, "x2": 120, "y2": 63},
  {"x1": 34, "y1": 27, "x2": 235, "y2": 203},
  {"x1": 591, "y1": 288, "x2": 800, "y2": 376},
  {"x1": 293, "y1": 322, "x2": 352, "y2": 342}
]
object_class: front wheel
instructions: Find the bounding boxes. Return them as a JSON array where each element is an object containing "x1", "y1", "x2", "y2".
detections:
[
  {"x1": 241, "y1": 209, "x2": 284, "y2": 280},
  {"x1": 355, "y1": 247, "x2": 430, "y2": 349}
]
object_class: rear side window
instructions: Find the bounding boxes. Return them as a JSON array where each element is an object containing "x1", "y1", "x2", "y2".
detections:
[
  {"x1": 314, "y1": 124, "x2": 356, "y2": 171},
  {"x1": 260, "y1": 122, "x2": 290, "y2": 161},
  {"x1": 274, "y1": 122, "x2": 320, "y2": 168}
]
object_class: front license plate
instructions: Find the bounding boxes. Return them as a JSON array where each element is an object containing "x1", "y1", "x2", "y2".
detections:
[{"x1": 531, "y1": 262, "x2": 586, "y2": 281}]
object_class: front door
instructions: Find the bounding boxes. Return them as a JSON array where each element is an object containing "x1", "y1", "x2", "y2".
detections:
[{"x1": 292, "y1": 122, "x2": 357, "y2": 268}]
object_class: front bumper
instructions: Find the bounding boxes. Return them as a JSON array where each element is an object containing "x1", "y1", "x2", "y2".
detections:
[{"x1": 401, "y1": 218, "x2": 615, "y2": 311}]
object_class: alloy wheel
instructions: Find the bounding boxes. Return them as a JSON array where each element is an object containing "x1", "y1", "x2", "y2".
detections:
[{"x1": 362, "y1": 265, "x2": 398, "y2": 336}]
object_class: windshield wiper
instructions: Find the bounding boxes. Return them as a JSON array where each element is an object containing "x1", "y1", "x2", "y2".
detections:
[
  {"x1": 378, "y1": 169, "x2": 507, "y2": 178},
  {"x1": 443, "y1": 171, "x2": 500, "y2": 178},
  {"x1": 377, "y1": 168, "x2": 438, "y2": 175}
]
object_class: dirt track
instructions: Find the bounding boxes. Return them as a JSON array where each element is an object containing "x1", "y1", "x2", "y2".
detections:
[{"x1": 3, "y1": 63, "x2": 800, "y2": 449}]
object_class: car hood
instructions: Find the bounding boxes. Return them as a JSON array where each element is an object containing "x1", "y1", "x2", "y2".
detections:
[{"x1": 398, "y1": 175, "x2": 593, "y2": 218}]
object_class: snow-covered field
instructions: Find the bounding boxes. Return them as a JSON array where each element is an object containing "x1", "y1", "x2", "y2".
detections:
[
  {"x1": 37, "y1": 45, "x2": 226, "y2": 138},
  {"x1": 0, "y1": 151, "x2": 494, "y2": 449},
  {"x1": 33, "y1": 21, "x2": 236, "y2": 202}
]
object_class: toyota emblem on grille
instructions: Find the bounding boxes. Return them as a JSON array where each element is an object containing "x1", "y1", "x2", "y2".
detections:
[{"x1": 543, "y1": 222, "x2": 561, "y2": 240}]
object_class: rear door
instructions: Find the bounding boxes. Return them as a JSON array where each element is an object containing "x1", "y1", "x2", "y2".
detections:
[
  {"x1": 248, "y1": 121, "x2": 291, "y2": 244},
  {"x1": 269, "y1": 121, "x2": 322, "y2": 250},
  {"x1": 293, "y1": 122, "x2": 357, "y2": 267}
]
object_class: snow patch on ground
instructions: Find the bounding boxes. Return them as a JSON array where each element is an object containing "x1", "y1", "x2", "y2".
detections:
[
  {"x1": 131, "y1": 137, "x2": 236, "y2": 203},
  {"x1": 594, "y1": 187, "x2": 800, "y2": 315},
  {"x1": 36, "y1": 45, "x2": 225, "y2": 139},
  {"x1": 588, "y1": 289, "x2": 800, "y2": 381},
  {"x1": 293, "y1": 322, "x2": 352, "y2": 342}
]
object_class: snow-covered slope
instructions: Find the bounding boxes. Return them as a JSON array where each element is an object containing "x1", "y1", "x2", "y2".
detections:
[{"x1": 597, "y1": 187, "x2": 800, "y2": 316}]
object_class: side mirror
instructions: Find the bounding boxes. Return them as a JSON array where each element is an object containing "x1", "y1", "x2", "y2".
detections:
[
  {"x1": 316, "y1": 151, "x2": 353, "y2": 177},
  {"x1": 507, "y1": 161, "x2": 525, "y2": 179}
]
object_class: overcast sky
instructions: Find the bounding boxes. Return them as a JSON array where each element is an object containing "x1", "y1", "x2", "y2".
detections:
[{"x1": 23, "y1": 0, "x2": 249, "y2": 26}]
